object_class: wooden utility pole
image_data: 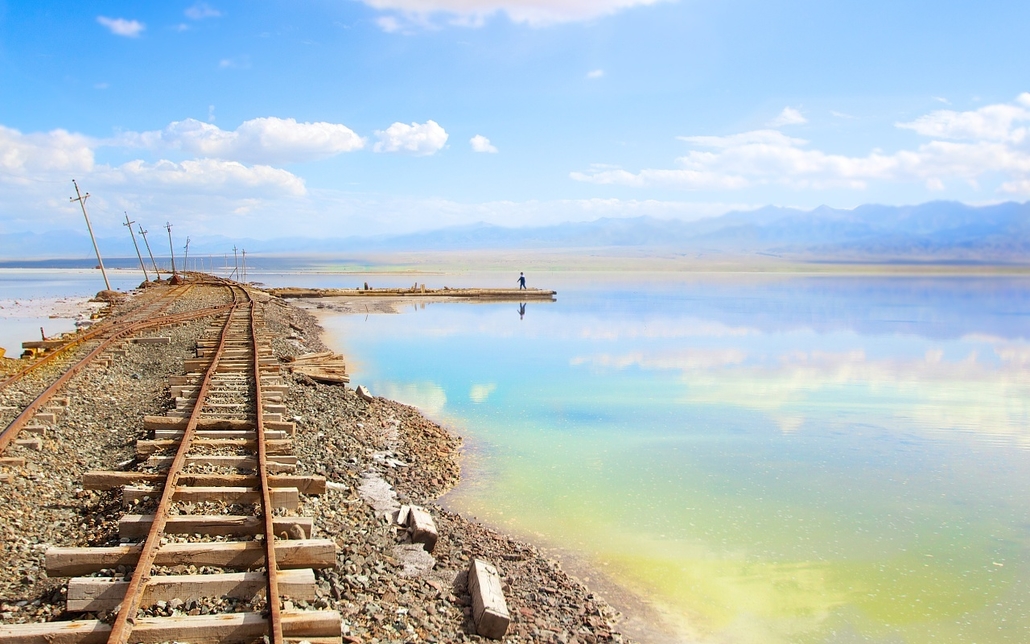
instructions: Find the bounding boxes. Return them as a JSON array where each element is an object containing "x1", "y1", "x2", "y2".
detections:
[
  {"x1": 183, "y1": 237, "x2": 191, "y2": 275},
  {"x1": 232, "y1": 246, "x2": 239, "y2": 280},
  {"x1": 123, "y1": 212, "x2": 149, "y2": 282},
  {"x1": 165, "y1": 222, "x2": 177, "y2": 277},
  {"x1": 242, "y1": 249, "x2": 247, "y2": 282},
  {"x1": 70, "y1": 180, "x2": 112, "y2": 291},
  {"x1": 138, "y1": 225, "x2": 162, "y2": 280}
]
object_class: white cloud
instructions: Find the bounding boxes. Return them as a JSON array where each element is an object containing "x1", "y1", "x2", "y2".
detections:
[
  {"x1": 373, "y1": 120, "x2": 448, "y2": 155},
  {"x1": 470, "y1": 134, "x2": 498, "y2": 153},
  {"x1": 896, "y1": 97, "x2": 1030, "y2": 143},
  {"x1": 0, "y1": 125, "x2": 95, "y2": 179},
  {"x1": 587, "y1": 69, "x2": 605, "y2": 79},
  {"x1": 573, "y1": 94, "x2": 1030, "y2": 193},
  {"x1": 96, "y1": 16, "x2": 145, "y2": 38},
  {"x1": 360, "y1": 0, "x2": 672, "y2": 28},
  {"x1": 185, "y1": 3, "x2": 222, "y2": 20},
  {"x1": 101, "y1": 158, "x2": 305, "y2": 197},
  {"x1": 767, "y1": 107, "x2": 807, "y2": 127},
  {"x1": 119, "y1": 117, "x2": 365, "y2": 164}
]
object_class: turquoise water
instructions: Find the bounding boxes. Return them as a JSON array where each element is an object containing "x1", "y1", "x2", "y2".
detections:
[{"x1": 313, "y1": 273, "x2": 1030, "y2": 644}]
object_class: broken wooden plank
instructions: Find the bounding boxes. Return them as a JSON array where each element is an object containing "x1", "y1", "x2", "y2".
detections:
[
  {"x1": 468, "y1": 558, "x2": 510, "y2": 639},
  {"x1": 406, "y1": 505, "x2": 439, "y2": 553},
  {"x1": 83, "y1": 472, "x2": 326, "y2": 495},
  {"x1": 123, "y1": 485, "x2": 299, "y2": 510},
  {"x1": 0, "y1": 457, "x2": 26, "y2": 467},
  {"x1": 0, "y1": 609, "x2": 341, "y2": 643},
  {"x1": 46, "y1": 539, "x2": 335, "y2": 577},
  {"x1": 119, "y1": 514, "x2": 312, "y2": 539},
  {"x1": 66, "y1": 569, "x2": 315, "y2": 611}
]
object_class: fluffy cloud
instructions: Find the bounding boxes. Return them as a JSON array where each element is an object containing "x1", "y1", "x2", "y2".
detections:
[
  {"x1": 470, "y1": 134, "x2": 498, "y2": 153},
  {"x1": 896, "y1": 93, "x2": 1030, "y2": 143},
  {"x1": 0, "y1": 125, "x2": 95, "y2": 179},
  {"x1": 96, "y1": 16, "x2": 145, "y2": 37},
  {"x1": 373, "y1": 120, "x2": 448, "y2": 155},
  {"x1": 573, "y1": 95, "x2": 1030, "y2": 193},
  {"x1": 360, "y1": 0, "x2": 671, "y2": 28},
  {"x1": 587, "y1": 69, "x2": 605, "y2": 79},
  {"x1": 767, "y1": 107, "x2": 807, "y2": 127},
  {"x1": 100, "y1": 158, "x2": 305, "y2": 197},
  {"x1": 120, "y1": 117, "x2": 365, "y2": 165}
]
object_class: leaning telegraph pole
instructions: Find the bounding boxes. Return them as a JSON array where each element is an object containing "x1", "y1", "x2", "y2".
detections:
[
  {"x1": 123, "y1": 212, "x2": 149, "y2": 282},
  {"x1": 138, "y1": 225, "x2": 162, "y2": 280},
  {"x1": 183, "y1": 237, "x2": 191, "y2": 275},
  {"x1": 165, "y1": 222, "x2": 178, "y2": 279},
  {"x1": 232, "y1": 246, "x2": 239, "y2": 280},
  {"x1": 70, "y1": 180, "x2": 112, "y2": 291}
]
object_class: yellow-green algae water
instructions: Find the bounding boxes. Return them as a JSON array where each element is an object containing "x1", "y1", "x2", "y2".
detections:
[{"x1": 311, "y1": 273, "x2": 1030, "y2": 643}]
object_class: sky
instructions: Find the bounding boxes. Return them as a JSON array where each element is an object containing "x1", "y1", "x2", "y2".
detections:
[{"x1": 1, "y1": 0, "x2": 1028, "y2": 240}]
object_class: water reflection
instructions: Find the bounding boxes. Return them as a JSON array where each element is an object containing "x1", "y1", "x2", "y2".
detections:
[{"x1": 313, "y1": 274, "x2": 1030, "y2": 644}]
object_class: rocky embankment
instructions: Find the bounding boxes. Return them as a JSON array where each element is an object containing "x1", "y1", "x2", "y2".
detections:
[{"x1": 0, "y1": 284, "x2": 628, "y2": 643}]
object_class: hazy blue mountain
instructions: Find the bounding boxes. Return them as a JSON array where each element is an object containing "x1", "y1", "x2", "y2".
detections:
[{"x1": 2, "y1": 201, "x2": 1028, "y2": 263}]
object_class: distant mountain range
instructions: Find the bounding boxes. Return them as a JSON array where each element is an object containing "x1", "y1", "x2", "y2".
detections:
[{"x1": 3, "y1": 201, "x2": 1028, "y2": 264}]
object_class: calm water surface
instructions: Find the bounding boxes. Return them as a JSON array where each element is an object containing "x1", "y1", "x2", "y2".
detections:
[
  {"x1": 310, "y1": 273, "x2": 1030, "y2": 644},
  {"x1": 0, "y1": 268, "x2": 145, "y2": 355}
]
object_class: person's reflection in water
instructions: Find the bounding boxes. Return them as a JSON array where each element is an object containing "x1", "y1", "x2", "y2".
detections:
[{"x1": 518, "y1": 302, "x2": 527, "y2": 320}]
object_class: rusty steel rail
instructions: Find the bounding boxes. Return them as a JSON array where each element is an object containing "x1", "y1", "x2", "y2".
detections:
[
  {"x1": 0, "y1": 284, "x2": 192, "y2": 392},
  {"x1": 107, "y1": 286, "x2": 242, "y2": 644},
  {"x1": 0, "y1": 300, "x2": 232, "y2": 456},
  {"x1": 250, "y1": 289, "x2": 285, "y2": 644}
]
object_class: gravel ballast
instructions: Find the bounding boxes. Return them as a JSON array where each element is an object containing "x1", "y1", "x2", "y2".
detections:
[{"x1": 0, "y1": 282, "x2": 629, "y2": 643}]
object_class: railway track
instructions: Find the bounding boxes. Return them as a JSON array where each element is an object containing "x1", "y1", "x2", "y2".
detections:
[
  {"x1": 0, "y1": 283, "x2": 234, "y2": 456},
  {"x1": 0, "y1": 280, "x2": 341, "y2": 643}
]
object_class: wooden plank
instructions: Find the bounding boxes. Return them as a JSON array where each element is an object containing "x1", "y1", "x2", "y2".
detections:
[
  {"x1": 119, "y1": 514, "x2": 313, "y2": 539},
  {"x1": 0, "y1": 457, "x2": 26, "y2": 467},
  {"x1": 83, "y1": 472, "x2": 326, "y2": 495},
  {"x1": 146, "y1": 455, "x2": 297, "y2": 468},
  {"x1": 123, "y1": 485, "x2": 299, "y2": 510},
  {"x1": 144, "y1": 416, "x2": 254, "y2": 431},
  {"x1": 153, "y1": 429, "x2": 287, "y2": 440},
  {"x1": 130, "y1": 336, "x2": 171, "y2": 345},
  {"x1": 46, "y1": 539, "x2": 335, "y2": 576},
  {"x1": 136, "y1": 438, "x2": 293, "y2": 457},
  {"x1": 0, "y1": 610, "x2": 341, "y2": 643},
  {"x1": 67, "y1": 569, "x2": 316, "y2": 611},
  {"x1": 265, "y1": 421, "x2": 296, "y2": 436},
  {"x1": 468, "y1": 558, "x2": 510, "y2": 639},
  {"x1": 406, "y1": 505, "x2": 439, "y2": 553}
]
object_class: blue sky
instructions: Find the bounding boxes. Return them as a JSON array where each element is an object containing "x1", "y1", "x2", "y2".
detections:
[{"x1": 1, "y1": 0, "x2": 1028, "y2": 239}]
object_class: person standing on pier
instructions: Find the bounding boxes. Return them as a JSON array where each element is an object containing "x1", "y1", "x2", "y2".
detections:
[{"x1": 517, "y1": 272, "x2": 526, "y2": 290}]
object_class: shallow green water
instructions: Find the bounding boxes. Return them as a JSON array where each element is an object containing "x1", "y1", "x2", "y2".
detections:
[{"x1": 313, "y1": 273, "x2": 1029, "y2": 643}]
